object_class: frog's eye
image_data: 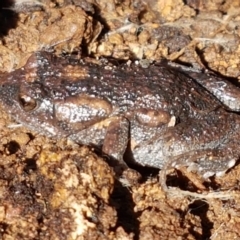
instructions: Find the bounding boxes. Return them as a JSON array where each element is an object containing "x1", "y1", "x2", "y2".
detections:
[{"x1": 18, "y1": 94, "x2": 38, "y2": 111}]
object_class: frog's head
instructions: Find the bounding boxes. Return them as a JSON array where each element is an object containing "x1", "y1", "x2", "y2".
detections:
[
  {"x1": 0, "y1": 53, "x2": 59, "y2": 137},
  {"x1": 0, "y1": 52, "x2": 112, "y2": 137}
]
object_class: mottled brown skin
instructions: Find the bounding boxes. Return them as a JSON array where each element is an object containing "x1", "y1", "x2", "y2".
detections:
[{"x1": 1, "y1": 52, "x2": 240, "y2": 178}]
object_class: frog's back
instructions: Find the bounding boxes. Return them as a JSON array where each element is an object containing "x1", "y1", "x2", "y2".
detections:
[
  {"x1": 8, "y1": 51, "x2": 220, "y2": 122},
  {"x1": 38, "y1": 54, "x2": 220, "y2": 120}
]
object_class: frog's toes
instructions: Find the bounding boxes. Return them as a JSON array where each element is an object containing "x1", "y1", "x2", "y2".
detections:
[
  {"x1": 214, "y1": 158, "x2": 237, "y2": 177},
  {"x1": 185, "y1": 162, "x2": 216, "y2": 179},
  {"x1": 185, "y1": 157, "x2": 237, "y2": 179},
  {"x1": 174, "y1": 150, "x2": 238, "y2": 179},
  {"x1": 194, "y1": 157, "x2": 236, "y2": 179},
  {"x1": 159, "y1": 149, "x2": 239, "y2": 198}
]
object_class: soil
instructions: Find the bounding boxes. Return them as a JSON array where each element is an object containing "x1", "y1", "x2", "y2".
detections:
[{"x1": 1, "y1": 0, "x2": 240, "y2": 239}]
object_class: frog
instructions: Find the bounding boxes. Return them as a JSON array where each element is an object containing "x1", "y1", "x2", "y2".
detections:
[{"x1": 0, "y1": 51, "x2": 240, "y2": 182}]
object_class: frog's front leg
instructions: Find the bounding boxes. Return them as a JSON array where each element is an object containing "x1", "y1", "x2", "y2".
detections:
[
  {"x1": 54, "y1": 95, "x2": 130, "y2": 166},
  {"x1": 69, "y1": 116, "x2": 130, "y2": 167},
  {"x1": 102, "y1": 116, "x2": 129, "y2": 166}
]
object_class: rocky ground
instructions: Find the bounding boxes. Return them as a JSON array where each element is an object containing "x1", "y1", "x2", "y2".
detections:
[{"x1": 1, "y1": 0, "x2": 240, "y2": 239}]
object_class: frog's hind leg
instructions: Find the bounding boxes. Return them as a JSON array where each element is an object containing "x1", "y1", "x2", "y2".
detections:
[
  {"x1": 188, "y1": 71, "x2": 240, "y2": 111},
  {"x1": 159, "y1": 148, "x2": 239, "y2": 199},
  {"x1": 168, "y1": 62, "x2": 240, "y2": 111}
]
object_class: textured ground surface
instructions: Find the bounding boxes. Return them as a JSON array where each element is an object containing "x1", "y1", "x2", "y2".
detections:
[{"x1": 1, "y1": 0, "x2": 240, "y2": 239}]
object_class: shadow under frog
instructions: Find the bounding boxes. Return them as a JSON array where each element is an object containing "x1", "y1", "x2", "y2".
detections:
[{"x1": 0, "y1": 51, "x2": 240, "y2": 181}]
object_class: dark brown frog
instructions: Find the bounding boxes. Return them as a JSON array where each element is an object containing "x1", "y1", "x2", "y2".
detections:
[{"x1": 1, "y1": 52, "x2": 240, "y2": 180}]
